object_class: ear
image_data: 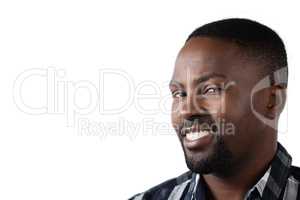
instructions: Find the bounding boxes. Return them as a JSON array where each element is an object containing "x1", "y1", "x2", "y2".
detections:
[{"x1": 266, "y1": 84, "x2": 286, "y2": 119}]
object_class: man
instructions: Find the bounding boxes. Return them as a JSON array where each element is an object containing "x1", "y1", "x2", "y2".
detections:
[{"x1": 130, "y1": 18, "x2": 300, "y2": 200}]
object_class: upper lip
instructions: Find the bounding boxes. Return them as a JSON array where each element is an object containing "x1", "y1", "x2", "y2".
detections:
[{"x1": 180, "y1": 124, "x2": 211, "y2": 137}]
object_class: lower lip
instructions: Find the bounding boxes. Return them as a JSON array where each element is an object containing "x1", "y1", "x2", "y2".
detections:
[{"x1": 183, "y1": 132, "x2": 214, "y2": 150}]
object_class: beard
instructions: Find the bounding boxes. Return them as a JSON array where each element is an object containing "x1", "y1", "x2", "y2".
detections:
[{"x1": 182, "y1": 135, "x2": 234, "y2": 177}]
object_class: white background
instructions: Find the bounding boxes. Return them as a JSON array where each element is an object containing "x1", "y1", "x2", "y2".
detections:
[{"x1": 0, "y1": 0, "x2": 299, "y2": 199}]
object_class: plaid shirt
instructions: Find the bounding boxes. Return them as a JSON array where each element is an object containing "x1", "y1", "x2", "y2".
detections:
[{"x1": 129, "y1": 143, "x2": 300, "y2": 200}]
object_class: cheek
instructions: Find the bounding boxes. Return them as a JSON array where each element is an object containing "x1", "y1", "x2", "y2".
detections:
[
  {"x1": 171, "y1": 100, "x2": 181, "y2": 126},
  {"x1": 199, "y1": 96, "x2": 227, "y2": 118},
  {"x1": 222, "y1": 86, "x2": 250, "y2": 120},
  {"x1": 222, "y1": 88, "x2": 258, "y2": 144}
]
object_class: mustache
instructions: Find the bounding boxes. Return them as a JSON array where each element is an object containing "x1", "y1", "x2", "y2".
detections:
[{"x1": 178, "y1": 115, "x2": 216, "y2": 136}]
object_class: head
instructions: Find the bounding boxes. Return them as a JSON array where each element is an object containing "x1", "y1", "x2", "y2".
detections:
[{"x1": 170, "y1": 18, "x2": 288, "y2": 176}]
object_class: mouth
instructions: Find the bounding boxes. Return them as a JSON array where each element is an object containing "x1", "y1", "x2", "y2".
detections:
[
  {"x1": 186, "y1": 130, "x2": 210, "y2": 141},
  {"x1": 180, "y1": 124, "x2": 215, "y2": 151}
]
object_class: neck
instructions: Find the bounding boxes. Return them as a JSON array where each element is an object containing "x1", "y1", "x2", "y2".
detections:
[{"x1": 203, "y1": 140, "x2": 277, "y2": 200}]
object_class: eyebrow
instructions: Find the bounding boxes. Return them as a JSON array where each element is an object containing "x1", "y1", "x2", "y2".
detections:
[{"x1": 169, "y1": 72, "x2": 227, "y2": 88}]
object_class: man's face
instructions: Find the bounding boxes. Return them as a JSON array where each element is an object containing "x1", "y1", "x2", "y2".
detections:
[{"x1": 170, "y1": 37, "x2": 268, "y2": 176}]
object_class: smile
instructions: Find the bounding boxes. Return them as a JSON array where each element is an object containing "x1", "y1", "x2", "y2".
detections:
[
  {"x1": 181, "y1": 126, "x2": 214, "y2": 150},
  {"x1": 186, "y1": 130, "x2": 210, "y2": 141}
]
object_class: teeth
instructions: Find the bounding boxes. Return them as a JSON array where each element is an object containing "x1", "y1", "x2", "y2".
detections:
[{"x1": 186, "y1": 130, "x2": 210, "y2": 141}]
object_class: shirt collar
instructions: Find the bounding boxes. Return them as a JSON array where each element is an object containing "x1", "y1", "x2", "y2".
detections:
[
  {"x1": 187, "y1": 142, "x2": 292, "y2": 200},
  {"x1": 246, "y1": 167, "x2": 271, "y2": 198},
  {"x1": 257, "y1": 142, "x2": 292, "y2": 199}
]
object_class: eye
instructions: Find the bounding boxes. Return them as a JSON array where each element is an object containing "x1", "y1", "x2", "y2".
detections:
[
  {"x1": 172, "y1": 90, "x2": 186, "y2": 98},
  {"x1": 203, "y1": 86, "x2": 222, "y2": 95}
]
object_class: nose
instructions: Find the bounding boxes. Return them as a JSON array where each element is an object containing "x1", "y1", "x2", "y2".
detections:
[{"x1": 179, "y1": 92, "x2": 208, "y2": 120}]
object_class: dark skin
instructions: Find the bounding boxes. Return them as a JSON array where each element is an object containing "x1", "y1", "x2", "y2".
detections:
[{"x1": 170, "y1": 37, "x2": 286, "y2": 200}]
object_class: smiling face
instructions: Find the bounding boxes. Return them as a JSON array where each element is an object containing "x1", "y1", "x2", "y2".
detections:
[{"x1": 170, "y1": 37, "x2": 272, "y2": 176}]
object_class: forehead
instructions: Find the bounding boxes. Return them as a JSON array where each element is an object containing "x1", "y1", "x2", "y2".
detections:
[{"x1": 172, "y1": 37, "x2": 251, "y2": 83}]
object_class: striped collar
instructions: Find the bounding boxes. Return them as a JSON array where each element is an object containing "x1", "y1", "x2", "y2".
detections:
[{"x1": 188, "y1": 142, "x2": 292, "y2": 200}]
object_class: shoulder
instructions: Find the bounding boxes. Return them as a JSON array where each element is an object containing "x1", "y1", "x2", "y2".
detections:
[
  {"x1": 129, "y1": 171, "x2": 193, "y2": 200},
  {"x1": 282, "y1": 165, "x2": 300, "y2": 199},
  {"x1": 290, "y1": 165, "x2": 300, "y2": 180}
]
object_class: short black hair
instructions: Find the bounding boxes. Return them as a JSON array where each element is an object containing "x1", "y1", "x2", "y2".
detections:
[{"x1": 186, "y1": 18, "x2": 288, "y2": 86}]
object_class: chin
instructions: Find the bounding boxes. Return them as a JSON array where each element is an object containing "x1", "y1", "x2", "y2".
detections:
[
  {"x1": 183, "y1": 138, "x2": 234, "y2": 176},
  {"x1": 184, "y1": 148, "x2": 216, "y2": 174}
]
